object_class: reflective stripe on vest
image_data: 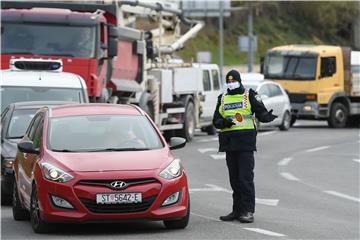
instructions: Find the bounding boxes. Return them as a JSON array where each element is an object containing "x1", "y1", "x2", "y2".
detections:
[{"x1": 219, "y1": 89, "x2": 255, "y2": 131}]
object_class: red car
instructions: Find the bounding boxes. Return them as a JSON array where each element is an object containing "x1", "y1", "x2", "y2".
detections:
[{"x1": 13, "y1": 104, "x2": 189, "y2": 233}]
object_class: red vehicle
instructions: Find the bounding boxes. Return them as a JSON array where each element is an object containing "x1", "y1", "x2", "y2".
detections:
[
  {"x1": 12, "y1": 104, "x2": 189, "y2": 233},
  {"x1": 1, "y1": 1, "x2": 141, "y2": 103}
]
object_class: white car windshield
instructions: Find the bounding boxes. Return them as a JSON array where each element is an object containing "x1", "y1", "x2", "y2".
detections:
[
  {"x1": 1, "y1": 87, "x2": 84, "y2": 111},
  {"x1": 48, "y1": 115, "x2": 164, "y2": 152}
]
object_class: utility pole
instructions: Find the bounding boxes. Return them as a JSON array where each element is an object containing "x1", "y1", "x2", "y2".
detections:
[
  {"x1": 219, "y1": 0, "x2": 224, "y2": 80},
  {"x1": 247, "y1": 2, "x2": 254, "y2": 72}
]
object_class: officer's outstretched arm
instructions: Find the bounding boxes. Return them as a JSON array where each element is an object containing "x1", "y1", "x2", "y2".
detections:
[{"x1": 249, "y1": 89, "x2": 277, "y2": 123}]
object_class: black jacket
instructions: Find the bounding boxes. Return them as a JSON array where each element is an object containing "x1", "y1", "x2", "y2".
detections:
[{"x1": 212, "y1": 85, "x2": 275, "y2": 152}]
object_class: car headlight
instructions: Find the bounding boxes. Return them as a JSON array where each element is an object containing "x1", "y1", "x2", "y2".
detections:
[
  {"x1": 40, "y1": 163, "x2": 73, "y2": 183},
  {"x1": 159, "y1": 159, "x2": 183, "y2": 180},
  {"x1": 2, "y1": 158, "x2": 15, "y2": 169}
]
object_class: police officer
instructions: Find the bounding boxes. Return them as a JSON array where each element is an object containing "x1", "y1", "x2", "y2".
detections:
[{"x1": 213, "y1": 69, "x2": 277, "y2": 223}]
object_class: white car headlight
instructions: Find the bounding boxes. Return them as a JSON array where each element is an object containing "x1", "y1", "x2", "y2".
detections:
[
  {"x1": 159, "y1": 159, "x2": 182, "y2": 180},
  {"x1": 40, "y1": 163, "x2": 73, "y2": 183}
]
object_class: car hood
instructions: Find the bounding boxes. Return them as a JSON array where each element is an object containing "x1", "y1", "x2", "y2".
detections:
[
  {"x1": 1, "y1": 138, "x2": 21, "y2": 158},
  {"x1": 44, "y1": 148, "x2": 171, "y2": 172}
]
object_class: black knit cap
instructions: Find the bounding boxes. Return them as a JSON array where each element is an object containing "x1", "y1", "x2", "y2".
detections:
[{"x1": 226, "y1": 69, "x2": 241, "y2": 83}]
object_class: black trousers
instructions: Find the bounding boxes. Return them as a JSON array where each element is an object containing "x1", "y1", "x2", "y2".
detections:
[{"x1": 225, "y1": 151, "x2": 255, "y2": 214}]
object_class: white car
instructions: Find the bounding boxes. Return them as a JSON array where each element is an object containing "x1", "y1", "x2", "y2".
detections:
[
  {"x1": 0, "y1": 59, "x2": 89, "y2": 111},
  {"x1": 241, "y1": 73, "x2": 292, "y2": 131}
]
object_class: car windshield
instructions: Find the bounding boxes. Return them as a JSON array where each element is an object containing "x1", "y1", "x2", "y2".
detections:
[
  {"x1": 0, "y1": 87, "x2": 83, "y2": 111},
  {"x1": 7, "y1": 109, "x2": 38, "y2": 139},
  {"x1": 265, "y1": 52, "x2": 317, "y2": 80},
  {"x1": 1, "y1": 23, "x2": 96, "y2": 58},
  {"x1": 48, "y1": 115, "x2": 164, "y2": 152}
]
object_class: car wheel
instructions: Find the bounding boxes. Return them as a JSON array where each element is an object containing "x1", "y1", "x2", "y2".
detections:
[
  {"x1": 327, "y1": 102, "x2": 348, "y2": 128},
  {"x1": 163, "y1": 197, "x2": 190, "y2": 229},
  {"x1": 279, "y1": 111, "x2": 291, "y2": 131},
  {"x1": 12, "y1": 181, "x2": 29, "y2": 221},
  {"x1": 30, "y1": 184, "x2": 50, "y2": 233},
  {"x1": 290, "y1": 115, "x2": 296, "y2": 126},
  {"x1": 204, "y1": 125, "x2": 217, "y2": 135}
]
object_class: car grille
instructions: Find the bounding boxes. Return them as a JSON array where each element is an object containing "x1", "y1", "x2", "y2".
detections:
[
  {"x1": 80, "y1": 195, "x2": 157, "y2": 213},
  {"x1": 78, "y1": 178, "x2": 158, "y2": 190}
]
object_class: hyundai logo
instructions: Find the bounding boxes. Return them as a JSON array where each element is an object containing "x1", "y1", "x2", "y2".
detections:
[{"x1": 109, "y1": 181, "x2": 128, "y2": 189}]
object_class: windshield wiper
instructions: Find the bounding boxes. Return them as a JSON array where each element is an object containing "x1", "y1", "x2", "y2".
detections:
[
  {"x1": 38, "y1": 53, "x2": 75, "y2": 57},
  {"x1": 3, "y1": 51, "x2": 34, "y2": 55},
  {"x1": 51, "y1": 149, "x2": 77, "y2": 152},
  {"x1": 88, "y1": 148, "x2": 150, "y2": 152}
]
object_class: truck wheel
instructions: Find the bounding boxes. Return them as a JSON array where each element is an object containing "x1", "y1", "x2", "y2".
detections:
[
  {"x1": 178, "y1": 101, "x2": 195, "y2": 141},
  {"x1": 327, "y1": 102, "x2": 348, "y2": 128},
  {"x1": 279, "y1": 111, "x2": 291, "y2": 131}
]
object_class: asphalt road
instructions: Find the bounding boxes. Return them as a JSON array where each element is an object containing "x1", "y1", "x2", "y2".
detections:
[{"x1": 1, "y1": 120, "x2": 359, "y2": 240}]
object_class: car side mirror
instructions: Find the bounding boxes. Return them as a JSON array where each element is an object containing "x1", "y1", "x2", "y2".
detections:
[
  {"x1": 18, "y1": 141, "x2": 39, "y2": 155},
  {"x1": 169, "y1": 137, "x2": 186, "y2": 150},
  {"x1": 261, "y1": 94, "x2": 269, "y2": 100}
]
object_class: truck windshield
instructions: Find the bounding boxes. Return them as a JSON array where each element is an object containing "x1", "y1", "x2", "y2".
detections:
[
  {"x1": 1, "y1": 22, "x2": 96, "y2": 58},
  {"x1": 265, "y1": 52, "x2": 317, "y2": 80},
  {"x1": 0, "y1": 87, "x2": 84, "y2": 111}
]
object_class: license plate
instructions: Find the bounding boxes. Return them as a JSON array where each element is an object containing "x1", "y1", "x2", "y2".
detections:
[{"x1": 96, "y1": 193, "x2": 142, "y2": 204}]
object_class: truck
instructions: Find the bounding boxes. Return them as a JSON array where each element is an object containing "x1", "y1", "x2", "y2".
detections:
[
  {"x1": 1, "y1": 1, "x2": 220, "y2": 140},
  {"x1": 262, "y1": 45, "x2": 360, "y2": 128}
]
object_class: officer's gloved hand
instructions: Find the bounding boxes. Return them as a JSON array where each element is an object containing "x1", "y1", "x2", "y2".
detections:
[
  {"x1": 264, "y1": 109, "x2": 277, "y2": 122},
  {"x1": 223, "y1": 117, "x2": 235, "y2": 128}
]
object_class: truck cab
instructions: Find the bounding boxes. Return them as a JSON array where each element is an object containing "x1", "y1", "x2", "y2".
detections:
[{"x1": 263, "y1": 45, "x2": 360, "y2": 127}]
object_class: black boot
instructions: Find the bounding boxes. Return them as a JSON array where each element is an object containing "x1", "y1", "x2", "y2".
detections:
[
  {"x1": 238, "y1": 212, "x2": 254, "y2": 223},
  {"x1": 219, "y1": 212, "x2": 239, "y2": 221}
]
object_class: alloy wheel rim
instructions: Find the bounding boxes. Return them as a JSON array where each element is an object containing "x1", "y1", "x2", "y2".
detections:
[{"x1": 284, "y1": 113, "x2": 291, "y2": 129}]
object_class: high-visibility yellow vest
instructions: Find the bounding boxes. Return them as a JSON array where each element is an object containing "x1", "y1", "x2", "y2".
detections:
[{"x1": 219, "y1": 89, "x2": 255, "y2": 131}]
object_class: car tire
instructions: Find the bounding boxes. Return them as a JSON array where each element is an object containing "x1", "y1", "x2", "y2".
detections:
[
  {"x1": 290, "y1": 115, "x2": 296, "y2": 126},
  {"x1": 279, "y1": 111, "x2": 291, "y2": 131},
  {"x1": 327, "y1": 102, "x2": 348, "y2": 128},
  {"x1": 163, "y1": 197, "x2": 190, "y2": 229},
  {"x1": 177, "y1": 101, "x2": 195, "y2": 141},
  {"x1": 30, "y1": 184, "x2": 50, "y2": 233},
  {"x1": 12, "y1": 182, "x2": 29, "y2": 221},
  {"x1": 204, "y1": 125, "x2": 217, "y2": 135}
]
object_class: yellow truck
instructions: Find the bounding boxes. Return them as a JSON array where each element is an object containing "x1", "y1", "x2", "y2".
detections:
[{"x1": 261, "y1": 45, "x2": 360, "y2": 128}]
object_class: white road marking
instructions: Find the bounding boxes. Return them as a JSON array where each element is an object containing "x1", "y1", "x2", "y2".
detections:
[
  {"x1": 192, "y1": 212, "x2": 286, "y2": 237},
  {"x1": 277, "y1": 157, "x2": 293, "y2": 166},
  {"x1": 258, "y1": 131, "x2": 276, "y2": 136},
  {"x1": 243, "y1": 228, "x2": 286, "y2": 237},
  {"x1": 305, "y1": 145, "x2": 330, "y2": 153},
  {"x1": 198, "y1": 148, "x2": 218, "y2": 154},
  {"x1": 323, "y1": 190, "x2": 360, "y2": 203},
  {"x1": 280, "y1": 172, "x2": 300, "y2": 181},
  {"x1": 210, "y1": 153, "x2": 226, "y2": 160},
  {"x1": 196, "y1": 137, "x2": 218, "y2": 143},
  {"x1": 353, "y1": 159, "x2": 360, "y2": 163},
  {"x1": 190, "y1": 184, "x2": 279, "y2": 206},
  {"x1": 190, "y1": 212, "x2": 222, "y2": 222}
]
